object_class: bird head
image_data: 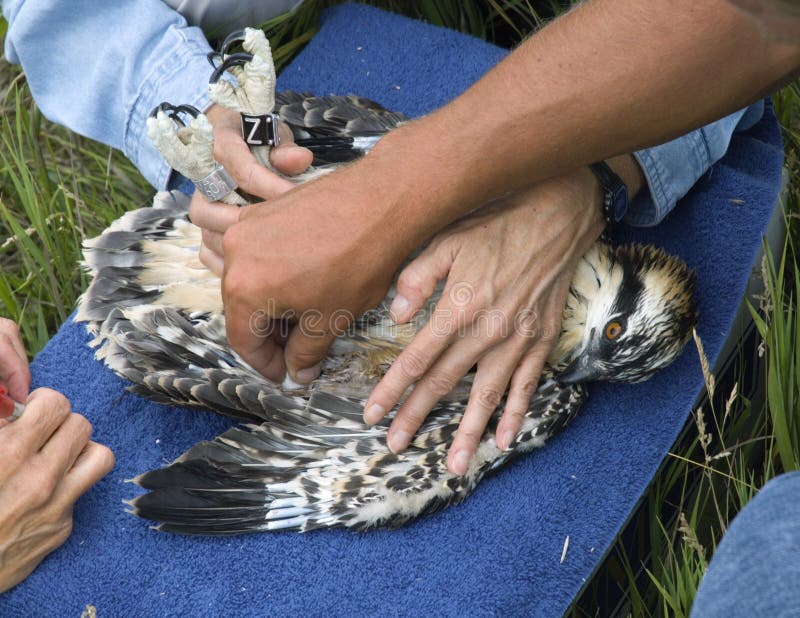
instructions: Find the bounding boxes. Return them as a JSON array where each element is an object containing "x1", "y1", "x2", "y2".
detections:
[{"x1": 551, "y1": 243, "x2": 697, "y2": 385}]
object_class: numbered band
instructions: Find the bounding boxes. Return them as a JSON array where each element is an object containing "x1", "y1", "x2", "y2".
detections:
[
  {"x1": 194, "y1": 164, "x2": 238, "y2": 201},
  {"x1": 241, "y1": 113, "x2": 281, "y2": 147}
]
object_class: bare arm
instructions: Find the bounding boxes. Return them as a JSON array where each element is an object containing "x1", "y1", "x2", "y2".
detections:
[
  {"x1": 203, "y1": 0, "x2": 799, "y2": 382},
  {"x1": 361, "y1": 0, "x2": 800, "y2": 257}
]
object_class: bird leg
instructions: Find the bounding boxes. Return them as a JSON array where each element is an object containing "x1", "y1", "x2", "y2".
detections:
[
  {"x1": 207, "y1": 28, "x2": 278, "y2": 169},
  {"x1": 146, "y1": 103, "x2": 247, "y2": 205}
]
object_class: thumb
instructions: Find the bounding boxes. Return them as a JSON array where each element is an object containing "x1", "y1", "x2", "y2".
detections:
[
  {"x1": 270, "y1": 143, "x2": 314, "y2": 176},
  {"x1": 283, "y1": 325, "x2": 339, "y2": 385},
  {"x1": 390, "y1": 240, "x2": 454, "y2": 323}
]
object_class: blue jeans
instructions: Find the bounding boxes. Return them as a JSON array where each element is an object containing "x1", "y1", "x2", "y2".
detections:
[{"x1": 691, "y1": 471, "x2": 800, "y2": 617}]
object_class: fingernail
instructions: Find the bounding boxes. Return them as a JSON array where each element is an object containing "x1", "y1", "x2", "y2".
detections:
[
  {"x1": 452, "y1": 450, "x2": 471, "y2": 476},
  {"x1": 389, "y1": 295, "x2": 410, "y2": 322},
  {"x1": 294, "y1": 363, "x2": 321, "y2": 384},
  {"x1": 364, "y1": 403, "x2": 385, "y2": 425},
  {"x1": 387, "y1": 430, "x2": 411, "y2": 453},
  {"x1": 281, "y1": 374, "x2": 304, "y2": 391},
  {"x1": 500, "y1": 430, "x2": 516, "y2": 451}
]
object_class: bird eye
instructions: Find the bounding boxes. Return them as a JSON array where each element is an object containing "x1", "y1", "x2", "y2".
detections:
[{"x1": 605, "y1": 321, "x2": 623, "y2": 340}]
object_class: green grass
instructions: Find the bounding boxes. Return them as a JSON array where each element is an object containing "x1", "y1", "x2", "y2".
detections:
[
  {"x1": 1, "y1": 2, "x2": 799, "y2": 615},
  {"x1": 0, "y1": 60, "x2": 152, "y2": 352}
]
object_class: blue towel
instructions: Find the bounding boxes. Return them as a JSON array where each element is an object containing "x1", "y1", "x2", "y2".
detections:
[{"x1": 2, "y1": 4, "x2": 784, "y2": 616}]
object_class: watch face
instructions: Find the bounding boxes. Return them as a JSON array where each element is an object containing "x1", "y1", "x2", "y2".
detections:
[{"x1": 613, "y1": 186, "x2": 629, "y2": 223}]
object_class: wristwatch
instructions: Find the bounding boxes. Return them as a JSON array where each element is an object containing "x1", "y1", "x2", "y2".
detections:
[{"x1": 590, "y1": 161, "x2": 628, "y2": 227}]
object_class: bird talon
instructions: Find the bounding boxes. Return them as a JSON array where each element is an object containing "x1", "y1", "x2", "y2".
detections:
[
  {"x1": 208, "y1": 52, "x2": 256, "y2": 85},
  {"x1": 207, "y1": 28, "x2": 278, "y2": 167},
  {"x1": 148, "y1": 102, "x2": 202, "y2": 126},
  {"x1": 220, "y1": 29, "x2": 248, "y2": 56}
]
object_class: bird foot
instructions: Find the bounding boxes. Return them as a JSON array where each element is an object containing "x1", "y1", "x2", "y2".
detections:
[
  {"x1": 146, "y1": 103, "x2": 216, "y2": 182},
  {"x1": 207, "y1": 27, "x2": 277, "y2": 117},
  {"x1": 146, "y1": 103, "x2": 244, "y2": 204}
]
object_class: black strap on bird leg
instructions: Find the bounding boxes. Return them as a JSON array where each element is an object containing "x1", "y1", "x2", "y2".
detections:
[{"x1": 240, "y1": 113, "x2": 281, "y2": 147}]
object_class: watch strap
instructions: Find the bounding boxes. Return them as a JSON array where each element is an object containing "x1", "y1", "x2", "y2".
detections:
[{"x1": 590, "y1": 161, "x2": 628, "y2": 227}]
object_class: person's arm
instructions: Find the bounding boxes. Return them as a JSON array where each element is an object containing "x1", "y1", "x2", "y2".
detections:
[
  {"x1": 206, "y1": 0, "x2": 799, "y2": 383},
  {"x1": 2, "y1": 0, "x2": 310, "y2": 192},
  {"x1": 3, "y1": 0, "x2": 214, "y2": 189},
  {"x1": 357, "y1": 0, "x2": 798, "y2": 245}
]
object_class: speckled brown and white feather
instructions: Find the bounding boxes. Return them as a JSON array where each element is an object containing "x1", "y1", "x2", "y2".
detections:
[{"x1": 76, "y1": 31, "x2": 697, "y2": 534}]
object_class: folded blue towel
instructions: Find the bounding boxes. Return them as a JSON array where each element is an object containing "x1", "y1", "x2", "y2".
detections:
[{"x1": 2, "y1": 4, "x2": 784, "y2": 616}]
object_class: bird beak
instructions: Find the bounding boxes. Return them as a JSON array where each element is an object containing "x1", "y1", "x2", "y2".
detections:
[{"x1": 558, "y1": 354, "x2": 603, "y2": 385}]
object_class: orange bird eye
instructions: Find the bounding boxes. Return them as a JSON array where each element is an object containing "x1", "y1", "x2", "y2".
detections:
[{"x1": 605, "y1": 321, "x2": 622, "y2": 340}]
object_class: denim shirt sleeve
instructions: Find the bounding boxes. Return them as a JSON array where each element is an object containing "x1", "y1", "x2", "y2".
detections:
[
  {"x1": 2, "y1": 0, "x2": 214, "y2": 189},
  {"x1": 627, "y1": 101, "x2": 765, "y2": 227}
]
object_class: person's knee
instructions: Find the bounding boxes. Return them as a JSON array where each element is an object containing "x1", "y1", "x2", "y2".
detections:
[{"x1": 691, "y1": 472, "x2": 800, "y2": 617}]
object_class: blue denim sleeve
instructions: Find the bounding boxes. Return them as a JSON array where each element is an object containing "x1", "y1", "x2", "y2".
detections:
[
  {"x1": 2, "y1": 0, "x2": 214, "y2": 189},
  {"x1": 627, "y1": 101, "x2": 765, "y2": 227}
]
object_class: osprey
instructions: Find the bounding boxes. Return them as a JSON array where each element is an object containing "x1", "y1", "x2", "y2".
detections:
[{"x1": 76, "y1": 29, "x2": 698, "y2": 534}]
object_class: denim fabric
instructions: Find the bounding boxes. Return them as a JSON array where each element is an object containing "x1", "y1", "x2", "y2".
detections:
[
  {"x1": 629, "y1": 100, "x2": 765, "y2": 226},
  {"x1": 2, "y1": 0, "x2": 220, "y2": 189},
  {"x1": 1, "y1": 0, "x2": 764, "y2": 210},
  {"x1": 691, "y1": 471, "x2": 800, "y2": 617}
]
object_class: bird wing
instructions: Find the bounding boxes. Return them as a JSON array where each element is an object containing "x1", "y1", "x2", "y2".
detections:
[
  {"x1": 275, "y1": 91, "x2": 407, "y2": 165},
  {"x1": 130, "y1": 372, "x2": 587, "y2": 534},
  {"x1": 77, "y1": 87, "x2": 588, "y2": 535}
]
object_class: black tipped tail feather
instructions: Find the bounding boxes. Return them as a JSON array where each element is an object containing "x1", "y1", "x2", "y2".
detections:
[{"x1": 128, "y1": 375, "x2": 587, "y2": 535}]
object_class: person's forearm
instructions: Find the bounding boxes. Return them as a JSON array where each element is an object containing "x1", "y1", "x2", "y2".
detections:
[
  {"x1": 360, "y1": 0, "x2": 800, "y2": 254},
  {"x1": 3, "y1": 0, "x2": 215, "y2": 189}
]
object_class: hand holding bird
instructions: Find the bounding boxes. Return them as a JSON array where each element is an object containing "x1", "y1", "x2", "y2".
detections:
[
  {"x1": 365, "y1": 170, "x2": 607, "y2": 474},
  {"x1": 77, "y1": 28, "x2": 698, "y2": 533}
]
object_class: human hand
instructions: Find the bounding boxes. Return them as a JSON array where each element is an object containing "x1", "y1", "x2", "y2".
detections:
[
  {"x1": 363, "y1": 169, "x2": 605, "y2": 475},
  {"x1": 190, "y1": 104, "x2": 313, "y2": 274},
  {"x1": 0, "y1": 318, "x2": 31, "y2": 402},
  {"x1": 193, "y1": 161, "x2": 414, "y2": 384},
  {"x1": 0, "y1": 389, "x2": 114, "y2": 592}
]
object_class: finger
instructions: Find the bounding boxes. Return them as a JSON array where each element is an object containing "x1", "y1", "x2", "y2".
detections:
[
  {"x1": 495, "y1": 343, "x2": 551, "y2": 451},
  {"x1": 0, "y1": 317, "x2": 26, "y2": 359},
  {"x1": 363, "y1": 311, "x2": 460, "y2": 426},
  {"x1": 55, "y1": 441, "x2": 115, "y2": 506},
  {"x1": 0, "y1": 335, "x2": 30, "y2": 402},
  {"x1": 446, "y1": 340, "x2": 529, "y2": 475},
  {"x1": 270, "y1": 144, "x2": 313, "y2": 177},
  {"x1": 283, "y1": 327, "x2": 339, "y2": 385},
  {"x1": 0, "y1": 319, "x2": 30, "y2": 401},
  {"x1": 225, "y1": 310, "x2": 286, "y2": 382},
  {"x1": 496, "y1": 276, "x2": 569, "y2": 451},
  {"x1": 213, "y1": 127, "x2": 295, "y2": 199},
  {"x1": 390, "y1": 240, "x2": 454, "y2": 323},
  {"x1": 384, "y1": 335, "x2": 482, "y2": 453},
  {"x1": 199, "y1": 244, "x2": 224, "y2": 277},
  {"x1": 188, "y1": 195, "x2": 242, "y2": 234},
  {"x1": 38, "y1": 413, "x2": 93, "y2": 475},
  {"x1": 201, "y1": 228, "x2": 224, "y2": 258},
  {"x1": 11, "y1": 388, "x2": 71, "y2": 453}
]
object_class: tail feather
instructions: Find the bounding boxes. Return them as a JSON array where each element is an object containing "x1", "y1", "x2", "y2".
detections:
[{"x1": 128, "y1": 374, "x2": 586, "y2": 534}]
